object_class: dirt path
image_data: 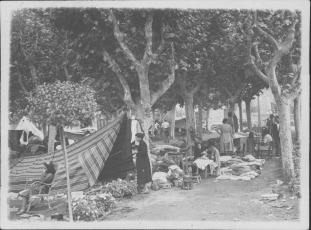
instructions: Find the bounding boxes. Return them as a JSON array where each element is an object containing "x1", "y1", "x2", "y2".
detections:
[{"x1": 104, "y1": 158, "x2": 299, "y2": 222}]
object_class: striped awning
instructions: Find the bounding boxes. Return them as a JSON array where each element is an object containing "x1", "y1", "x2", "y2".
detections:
[{"x1": 9, "y1": 114, "x2": 124, "y2": 194}]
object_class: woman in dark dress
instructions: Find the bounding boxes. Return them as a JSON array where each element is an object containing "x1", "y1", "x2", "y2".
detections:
[{"x1": 135, "y1": 133, "x2": 152, "y2": 194}]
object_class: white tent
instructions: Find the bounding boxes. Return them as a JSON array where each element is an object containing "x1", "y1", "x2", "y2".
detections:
[{"x1": 15, "y1": 116, "x2": 44, "y2": 140}]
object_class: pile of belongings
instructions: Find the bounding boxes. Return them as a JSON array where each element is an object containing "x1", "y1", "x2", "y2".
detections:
[
  {"x1": 151, "y1": 165, "x2": 185, "y2": 191},
  {"x1": 150, "y1": 145, "x2": 182, "y2": 173},
  {"x1": 216, "y1": 155, "x2": 264, "y2": 181}
]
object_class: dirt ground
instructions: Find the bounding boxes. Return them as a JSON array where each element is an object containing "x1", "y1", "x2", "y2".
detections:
[
  {"x1": 7, "y1": 156, "x2": 299, "y2": 223},
  {"x1": 7, "y1": 132, "x2": 300, "y2": 223},
  {"x1": 103, "y1": 157, "x2": 300, "y2": 222}
]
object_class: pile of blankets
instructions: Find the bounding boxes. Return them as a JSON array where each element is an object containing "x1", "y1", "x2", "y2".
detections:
[
  {"x1": 150, "y1": 145, "x2": 183, "y2": 173},
  {"x1": 151, "y1": 165, "x2": 185, "y2": 190},
  {"x1": 217, "y1": 155, "x2": 265, "y2": 181},
  {"x1": 150, "y1": 145, "x2": 186, "y2": 190}
]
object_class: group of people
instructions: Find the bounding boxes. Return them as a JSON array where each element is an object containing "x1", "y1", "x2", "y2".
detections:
[
  {"x1": 245, "y1": 114, "x2": 281, "y2": 156},
  {"x1": 154, "y1": 120, "x2": 171, "y2": 143},
  {"x1": 192, "y1": 141, "x2": 221, "y2": 176}
]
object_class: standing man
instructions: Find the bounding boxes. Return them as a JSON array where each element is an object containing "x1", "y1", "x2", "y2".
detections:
[
  {"x1": 135, "y1": 133, "x2": 152, "y2": 194},
  {"x1": 266, "y1": 114, "x2": 275, "y2": 136},
  {"x1": 161, "y1": 120, "x2": 170, "y2": 143}
]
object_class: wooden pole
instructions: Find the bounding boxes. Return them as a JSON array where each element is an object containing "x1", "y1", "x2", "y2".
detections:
[
  {"x1": 257, "y1": 96, "x2": 261, "y2": 128},
  {"x1": 59, "y1": 126, "x2": 73, "y2": 222}
]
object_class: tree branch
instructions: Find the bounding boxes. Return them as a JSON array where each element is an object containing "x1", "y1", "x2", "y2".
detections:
[
  {"x1": 291, "y1": 65, "x2": 301, "y2": 86},
  {"x1": 150, "y1": 43, "x2": 175, "y2": 105},
  {"x1": 249, "y1": 63, "x2": 269, "y2": 84},
  {"x1": 190, "y1": 84, "x2": 200, "y2": 94},
  {"x1": 288, "y1": 78, "x2": 302, "y2": 101},
  {"x1": 252, "y1": 11, "x2": 279, "y2": 52},
  {"x1": 279, "y1": 19, "x2": 299, "y2": 52},
  {"x1": 108, "y1": 9, "x2": 140, "y2": 68},
  {"x1": 102, "y1": 50, "x2": 136, "y2": 108},
  {"x1": 151, "y1": 21, "x2": 165, "y2": 60},
  {"x1": 143, "y1": 12, "x2": 154, "y2": 60},
  {"x1": 233, "y1": 83, "x2": 246, "y2": 102},
  {"x1": 253, "y1": 44, "x2": 261, "y2": 60},
  {"x1": 217, "y1": 81, "x2": 233, "y2": 99},
  {"x1": 246, "y1": 12, "x2": 269, "y2": 85},
  {"x1": 17, "y1": 73, "x2": 30, "y2": 95}
]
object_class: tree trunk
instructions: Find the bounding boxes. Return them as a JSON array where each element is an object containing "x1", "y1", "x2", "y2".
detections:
[
  {"x1": 183, "y1": 93, "x2": 195, "y2": 158},
  {"x1": 293, "y1": 94, "x2": 301, "y2": 143},
  {"x1": 29, "y1": 65, "x2": 38, "y2": 82},
  {"x1": 205, "y1": 108, "x2": 210, "y2": 131},
  {"x1": 274, "y1": 95, "x2": 296, "y2": 183},
  {"x1": 159, "y1": 109, "x2": 164, "y2": 122},
  {"x1": 42, "y1": 123, "x2": 47, "y2": 137},
  {"x1": 47, "y1": 125, "x2": 57, "y2": 154},
  {"x1": 150, "y1": 109, "x2": 155, "y2": 136},
  {"x1": 194, "y1": 105, "x2": 197, "y2": 131},
  {"x1": 198, "y1": 98, "x2": 203, "y2": 138},
  {"x1": 17, "y1": 73, "x2": 29, "y2": 95},
  {"x1": 170, "y1": 104, "x2": 176, "y2": 139},
  {"x1": 245, "y1": 99, "x2": 252, "y2": 130},
  {"x1": 64, "y1": 65, "x2": 72, "y2": 81},
  {"x1": 229, "y1": 100, "x2": 236, "y2": 113},
  {"x1": 257, "y1": 96, "x2": 261, "y2": 128},
  {"x1": 238, "y1": 101, "x2": 243, "y2": 132}
]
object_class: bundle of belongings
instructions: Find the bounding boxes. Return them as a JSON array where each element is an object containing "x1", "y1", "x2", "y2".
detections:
[
  {"x1": 150, "y1": 145, "x2": 183, "y2": 173},
  {"x1": 151, "y1": 165, "x2": 185, "y2": 190},
  {"x1": 216, "y1": 155, "x2": 265, "y2": 181},
  {"x1": 150, "y1": 145, "x2": 185, "y2": 191}
]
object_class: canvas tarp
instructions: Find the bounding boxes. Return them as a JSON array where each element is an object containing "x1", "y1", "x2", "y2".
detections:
[
  {"x1": 15, "y1": 116, "x2": 44, "y2": 140},
  {"x1": 9, "y1": 114, "x2": 135, "y2": 195}
]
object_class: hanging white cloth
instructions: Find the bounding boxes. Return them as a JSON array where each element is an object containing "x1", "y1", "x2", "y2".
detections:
[{"x1": 19, "y1": 130, "x2": 29, "y2": 146}]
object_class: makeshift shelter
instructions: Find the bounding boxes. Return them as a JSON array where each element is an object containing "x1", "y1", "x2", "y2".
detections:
[
  {"x1": 9, "y1": 117, "x2": 44, "y2": 151},
  {"x1": 15, "y1": 116, "x2": 44, "y2": 140},
  {"x1": 9, "y1": 114, "x2": 138, "y2": 195}
]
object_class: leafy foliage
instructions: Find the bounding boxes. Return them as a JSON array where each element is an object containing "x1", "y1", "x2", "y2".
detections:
[
  {"x1": 100, "y1": 179, "x2": 138, "y2": 198},
  {"x1": 72, "y1": 193, "x2": 116, "y2": 221},
  {"x1": 27, "y1": 81, "x2": 98, "y2": 126}
]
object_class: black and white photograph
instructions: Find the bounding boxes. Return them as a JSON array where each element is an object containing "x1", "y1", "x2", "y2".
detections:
[{"x1": 1, "y1": 1, "x2": 309, "y2": 229}]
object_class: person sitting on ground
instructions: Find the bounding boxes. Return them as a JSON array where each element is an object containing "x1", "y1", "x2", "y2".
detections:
[
  {"x1": 16, "y1": 162, "x2": 56, "y2": 215},
  {"x1": 207, "y1": 140, "x2": 221, "y2": 176},
  {"x1": 246, "y1": 131, "x2": 256, "y2": 154}
]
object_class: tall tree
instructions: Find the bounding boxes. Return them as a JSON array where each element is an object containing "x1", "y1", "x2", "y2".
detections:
[{"x1": 246, "y1": 10, "x2": 301, "y2": 183}]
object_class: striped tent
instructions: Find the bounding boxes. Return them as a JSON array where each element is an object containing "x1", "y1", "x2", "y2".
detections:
[{"x1": 9, "y1": 114, "x2": 135, "y2": 195}]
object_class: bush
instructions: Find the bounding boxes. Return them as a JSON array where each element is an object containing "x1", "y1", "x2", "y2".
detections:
[
  {"x1": 72, "y1": 193, "x2": 116, "y2": 221},
  {"x1": 101, "y1": 179, "x2": 138, "y2": 199}
]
